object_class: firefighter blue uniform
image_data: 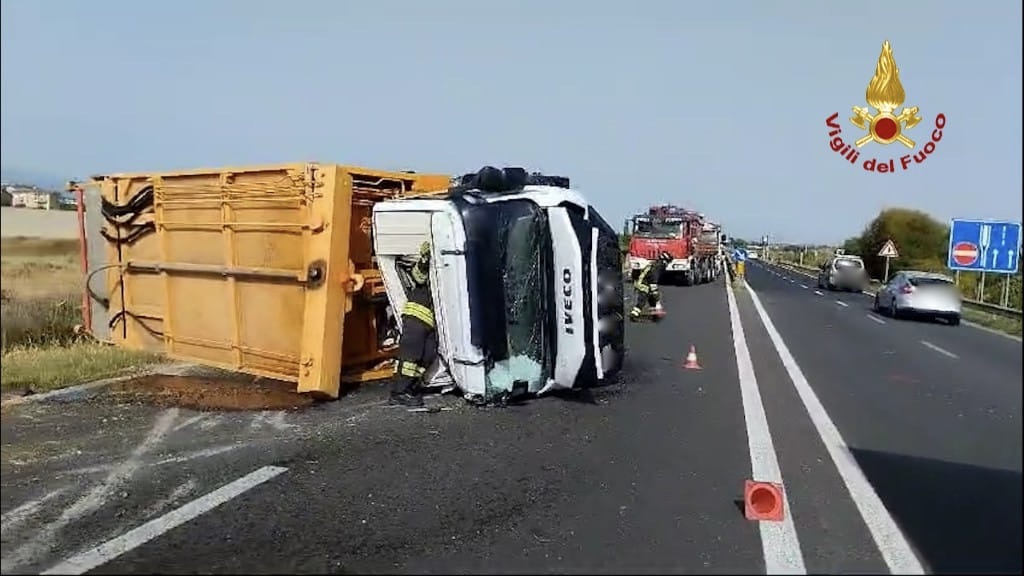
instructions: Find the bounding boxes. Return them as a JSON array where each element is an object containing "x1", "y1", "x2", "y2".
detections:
[
  {"x1": 389, "y1": 241, "x2": 438, "y2": 407},
  {"x1": 630, "y1": 251, "x2": 673, "y2": 321}
]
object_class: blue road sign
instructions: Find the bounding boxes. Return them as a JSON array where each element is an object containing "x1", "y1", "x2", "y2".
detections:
[
  {"x1": 732, "y1": 248, "x2": 748, "y2": 262},
  {"x1": 947, "y1": 218, "x2": 1021, "y2": 273}
]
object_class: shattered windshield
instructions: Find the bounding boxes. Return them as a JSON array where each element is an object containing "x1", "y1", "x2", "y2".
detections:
[
  {"x1": 634, "y1": 217, "x2": 682, "y2": 239},
  {"x1": 489, "y1": 211, "x2": 546, "y2": 395},
  {"x1": 459, "y1": 199, "x2": 551, "y2": 399}
]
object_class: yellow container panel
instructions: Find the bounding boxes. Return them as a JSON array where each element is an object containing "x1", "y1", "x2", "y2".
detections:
[{"x1": 94, "y1": 163, "x2": 449, "y2": 399}]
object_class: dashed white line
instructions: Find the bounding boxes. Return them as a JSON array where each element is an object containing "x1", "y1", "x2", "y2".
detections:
[
  {"x1": 788, "y1": 278, "x2": 795, "y2": 283},
  {"x1": 799, "y1": 284, "x2": 808, "y2": 289},
  {"x1": 920, "y1": 340, "x2": 958, "y2": 359},
  {"x1": 725, "y1": 282, "x2": 807, "y2": 574},
  {"x1": 813, "y1": 290, "x2": 824, "y2": 296},
  {"x1": 835, "y1": 300, "x2": 849, "y2": 307},
  {"x1": 41, "y1": 466, "x2": 288, "y2": 575},
  {"x1": 744, "y1": 281, "x2": 926, "y2": 575},
  {"x1": 867, "y1": 314, "x2": 886, "y2": 325}
]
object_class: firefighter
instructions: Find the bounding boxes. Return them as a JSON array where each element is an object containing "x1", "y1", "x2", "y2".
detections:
[
  {"x1": 389, "y1": 241, "x2": 438, "y2": 407},
  {"x1": 630, "y1": 251, "x2": 673, "y2": 321}
]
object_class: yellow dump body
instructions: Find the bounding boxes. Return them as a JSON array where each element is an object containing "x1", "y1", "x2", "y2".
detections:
[{"x1": 91, "y1": 163, "x2": 449, "y2": 399}]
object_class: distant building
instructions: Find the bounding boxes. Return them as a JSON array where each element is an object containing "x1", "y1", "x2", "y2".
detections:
[{"x1": 4, "y1": 185, "x2": 65, "y2": 209}]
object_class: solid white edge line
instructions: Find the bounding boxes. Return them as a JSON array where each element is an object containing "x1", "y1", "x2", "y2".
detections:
[
  {"x1": 920, "y1": 340, "x2": 959, "y2": 359},
  {"x1": 41, "y1": 466, "x2": 288, "y2": 575},
  {"x1": 743, "y1": 280, "x2": 925, "y2": 575},
  {"x1": 725, "y1": 282, "x2": 807, "y2": 575}
]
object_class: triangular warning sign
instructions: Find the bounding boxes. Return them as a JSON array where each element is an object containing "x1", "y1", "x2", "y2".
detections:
[{"x1": 877, "y1": 239, "x2": 899, "y2": 258}]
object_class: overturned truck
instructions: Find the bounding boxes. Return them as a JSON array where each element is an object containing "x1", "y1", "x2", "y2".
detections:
[
  {"x1": 76, "y1": 163, "x2": 624, "y2": 403},
  {"x1": 373, "y1": 166, "x2": 625, "y2": 403}
]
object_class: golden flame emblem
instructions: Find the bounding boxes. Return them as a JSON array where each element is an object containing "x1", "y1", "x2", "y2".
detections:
[{"x1": 850, "y1": 41, "x2": 923, "y2": 149}]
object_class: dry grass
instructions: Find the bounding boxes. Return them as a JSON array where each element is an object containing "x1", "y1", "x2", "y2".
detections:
[
  {"x1": 1, "y1": 342, "x2": 157, "y2": 393},
  {"x1": 1, "y1": 236, "x2": 159, "y2": 392}
]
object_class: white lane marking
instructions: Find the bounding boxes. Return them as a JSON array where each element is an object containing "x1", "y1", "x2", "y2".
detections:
[
  {"x1": 744, "y1": 281, "x2": 925, "y2": 574},
  {"x1": 172, "y1": 413, "x2": 209, "y2": 432},
  {"x1": 41, "y1": 466, "x2": 288, "y2": 576},
  {"x1": 788, "y1": 278, "x2": 796, "y2": 283},
  {"x1": 867, "y1": 314, "x2": 887, "y2": 325},
  {"x1": 250, "y1": 410, "x2": 294, "y2": 432},
  {"x1": 140, "y1": 479, "x2": 198, "y2": 520},
  {"x1": 799, "y1": 284, "x2": 808, "y2": 289},
  {"x1": 962, "y1": 319, "x2": 1024, "y2": 342},
  {"x1": 836, "y1": 300, "x2": 849, "y2": 308},
  {"x1": 2, "y1": 409, "x2": 179, "y2": 573},
  {"x1": 920, "y1": 340, "x2": 958, "y2": 359},
  {"x1": 58, "y1": 445, "x2": 242, "y2": 478},
  {"x1": 725, "y1": 282, "x2": 807, "y2": 574},
  {"x1": 0, "y1": 488, "x2": 69, "y2": 538},
  {"x1": 813, "y1": 290, "x2": 824, "y2": 296}
]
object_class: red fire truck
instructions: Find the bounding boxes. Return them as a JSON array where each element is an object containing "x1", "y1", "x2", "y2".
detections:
[{"x1": 625, "y1": 205, "x2": 726, "y2": 286}]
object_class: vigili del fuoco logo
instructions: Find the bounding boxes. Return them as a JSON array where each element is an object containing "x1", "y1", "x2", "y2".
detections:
[{"x1": 826, "y1": 40, "x2": 946, "y2": 173}]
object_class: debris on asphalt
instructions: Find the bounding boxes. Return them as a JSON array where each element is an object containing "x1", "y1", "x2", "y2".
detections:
[{"x1": 105, "y1": 374, "x2": 315, "y2": 412}]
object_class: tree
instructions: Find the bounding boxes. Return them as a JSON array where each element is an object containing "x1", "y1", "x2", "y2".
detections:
[{"x1": 853, "y1": 208, "x2": 948, "y2": 279}]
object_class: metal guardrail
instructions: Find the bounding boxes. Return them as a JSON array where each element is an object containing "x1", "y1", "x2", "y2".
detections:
[{"x1": 771, "y1": 259, "x2": 1023, "y2": 319}]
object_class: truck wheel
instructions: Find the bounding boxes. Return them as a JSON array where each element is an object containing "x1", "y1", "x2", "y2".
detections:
[{"x1": 630, "y1": 269, "x2": 640, "y2": 283}]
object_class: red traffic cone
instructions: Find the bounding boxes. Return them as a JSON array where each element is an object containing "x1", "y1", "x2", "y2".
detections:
[
  {"x1": 683, "y1": 345, "x2": 702, "y2": 370},
  {"x1": 744, "y1": 480, "x2": 785, "y2": 522}
]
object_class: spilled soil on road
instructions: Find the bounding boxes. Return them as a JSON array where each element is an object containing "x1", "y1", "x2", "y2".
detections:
[{"x1": 106, "y1": 374, "x2": 316, "y2": 411}]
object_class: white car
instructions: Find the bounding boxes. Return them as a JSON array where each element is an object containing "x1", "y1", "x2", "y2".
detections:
[{"x1": 873, "y1": 271, "x2": 962, "y2": 325}]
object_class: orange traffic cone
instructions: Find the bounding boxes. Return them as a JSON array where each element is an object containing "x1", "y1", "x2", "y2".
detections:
[
  {"x1": 744, "y1": 480, "x2": 785, "y2": 522},
  {"x1": 683, "y1": 345, "x2": 702, "y2": 370}
]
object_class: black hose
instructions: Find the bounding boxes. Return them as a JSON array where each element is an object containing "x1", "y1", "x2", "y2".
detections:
[
  {"x1": 101, "y1": 186, "x2": 154, "y2": 223},
  {"x1": 100, "y1": 222, "x2": 155, "y2": 245}
]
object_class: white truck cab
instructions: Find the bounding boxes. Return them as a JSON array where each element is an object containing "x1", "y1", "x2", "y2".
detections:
[{"x1": 371, "y1": 167, "x2": 625, "y2": 403}]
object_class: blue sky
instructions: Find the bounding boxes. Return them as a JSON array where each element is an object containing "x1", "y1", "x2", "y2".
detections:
[{"x1": 2, "y1": 0, "x2": 1020, "y2": 244}]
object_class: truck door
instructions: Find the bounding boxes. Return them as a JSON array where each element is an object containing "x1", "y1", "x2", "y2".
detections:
[{"x1": 428, "y1": 210, "x2": 486, "y2": 396}]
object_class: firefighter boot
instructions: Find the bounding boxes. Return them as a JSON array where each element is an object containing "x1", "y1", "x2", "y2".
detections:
[
  {"x1": 389, "y1": 391, "x2": 424, "y2": 407},
  {"x1": 389, "y1": 375, "x2": 425, "y2": 407}
]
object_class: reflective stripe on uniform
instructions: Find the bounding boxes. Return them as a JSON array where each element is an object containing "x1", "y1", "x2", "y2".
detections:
[
  {"x1": 636, "y1": 266, "x2": 654, "y2": 292},
  {"x1": 402, "y1": 301, "x2": 435, "y2": 328},
  {"x1": 630, "y1": 307, "x2": 642, "y2": 317},
  {"x1": 395, "y1": 360, "x2": 426, "y2": 378}
]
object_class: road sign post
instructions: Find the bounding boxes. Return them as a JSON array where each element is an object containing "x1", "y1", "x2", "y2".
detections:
[{"x1": 877, "y1": 239, "x2": 899, "y2": 282}]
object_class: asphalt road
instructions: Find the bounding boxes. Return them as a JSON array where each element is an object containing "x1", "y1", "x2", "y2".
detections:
[{"x1": 2, "y1": 268, "x2": 1021, "y2": 575}]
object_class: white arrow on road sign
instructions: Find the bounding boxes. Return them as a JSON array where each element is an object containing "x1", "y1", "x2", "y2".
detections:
[{"x1": 877, "y1": 239, "x2": 899, "y2": 258}]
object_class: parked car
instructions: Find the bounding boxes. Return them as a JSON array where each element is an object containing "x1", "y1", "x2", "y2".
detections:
[
  {"x1": 873, "y1": 271, "x2": 962, "y2": 325},
  {"x1": 817, "y1": 254, "x2": 870, "y2": 292}
]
